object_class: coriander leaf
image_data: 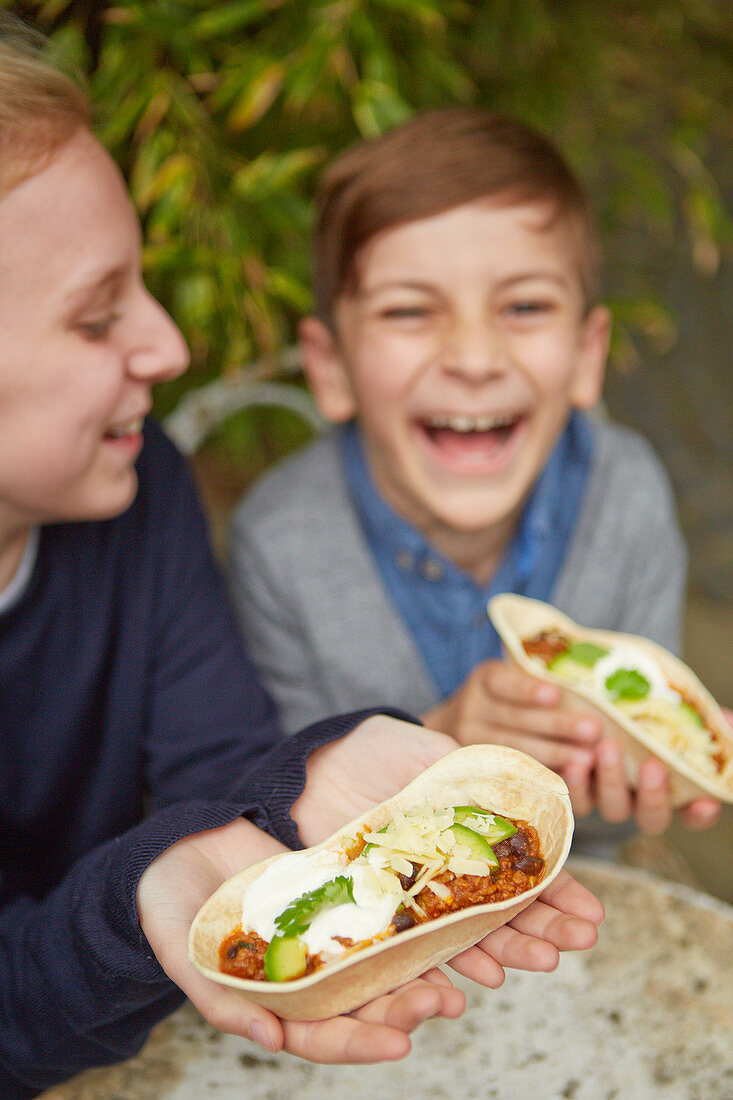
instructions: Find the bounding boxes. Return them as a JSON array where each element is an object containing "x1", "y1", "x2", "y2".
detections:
[
  {"x1": 605, "y1": 668, "x2": 650, "y2": 701},
  {"x1": 274, "y1": 875, "x2": 355, "y2": 936}
]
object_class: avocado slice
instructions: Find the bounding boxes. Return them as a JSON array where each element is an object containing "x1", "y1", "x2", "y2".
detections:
[
  {"x1": 263, "y1": 935, "x2": 308, "y2": 982},
  {"x1": 450, "y1": 822, "x2": 499, "y2": 867},
  {"x1": 679, "y1": 700, "x2": 705, "y2": 728},
  {"x1": 452, "y1": 807, "x2": 517, "y2": 845}
]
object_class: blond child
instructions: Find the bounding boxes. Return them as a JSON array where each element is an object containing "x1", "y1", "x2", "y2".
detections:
[{"x1": 0, "y1": 28, "x2": 607, "y2": 1094}]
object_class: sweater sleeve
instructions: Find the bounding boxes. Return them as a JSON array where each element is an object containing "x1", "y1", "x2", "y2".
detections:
[
  {"x1": 135, "y1": 424, "x2": 285, "y2": 807},
  {"x1": 228, "y1": 495, "x2": 332, "y2": 735},
  {"x1": 0, "y1": 708, "x2": 406, "y2": 1098}
]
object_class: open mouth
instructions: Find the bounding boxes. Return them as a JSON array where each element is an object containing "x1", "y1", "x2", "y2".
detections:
[
  {"x1": 417, "y1": 411, "x2": 525, "y2": 468},
  {"x1": 104, "y1": 417, "x2": 144, "y2": 441}
]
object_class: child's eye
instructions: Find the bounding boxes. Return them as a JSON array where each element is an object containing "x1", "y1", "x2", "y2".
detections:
[
  {"x1": 507, "y1": 300, "x2": 552, "y2": 316},
  {"x1": 380, "y1": 306, "x2": 432, "y2": 321},
  {"x1": 77, "y1": 313, "x2": 120, "y2": 341}
]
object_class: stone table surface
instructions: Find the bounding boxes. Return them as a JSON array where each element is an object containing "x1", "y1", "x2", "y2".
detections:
[{"x1": 41, "y1": 858, "x2": 733, "y2": 1100}]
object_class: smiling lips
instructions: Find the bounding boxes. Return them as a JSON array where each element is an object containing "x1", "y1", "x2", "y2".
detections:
[
  {"x1": 104, "y1": 416, "x2": 144, "y2": 440},
  {"x1": 418, "y1": 411, "x2": 524, "y2": 470}
]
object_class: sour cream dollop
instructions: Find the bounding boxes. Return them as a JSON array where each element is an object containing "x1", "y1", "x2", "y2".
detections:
[
  {"x1": 241, "y1": 847, "x2": 403, "y2": 960},
  {"x1": 592, "y1": 644, "x2": 680, "y2": 703}
]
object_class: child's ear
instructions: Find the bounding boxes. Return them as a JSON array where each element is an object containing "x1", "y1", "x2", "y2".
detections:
[
  {"x1": 298, "y1": 316, "x2": 357, "y2": 423},
  {"x1": 571, "y1": 305, "x2": 611, "y2": 410}
]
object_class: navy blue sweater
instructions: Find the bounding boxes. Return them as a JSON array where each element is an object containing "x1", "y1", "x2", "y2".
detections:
[{"x1": 0, "y1": 422, "x2": 398, "y2": 1097}]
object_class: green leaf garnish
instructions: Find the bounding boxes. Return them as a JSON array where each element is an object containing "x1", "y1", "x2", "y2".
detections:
[
  {"x1": 605, "y1": 668, "x2": 651, "y2": 701},
  {"x1": 563, "y1": 642, "x2": 609, "y2": 667},
  {"x1": 274, "y1": 875, "x2": 355, "y2": 937}
]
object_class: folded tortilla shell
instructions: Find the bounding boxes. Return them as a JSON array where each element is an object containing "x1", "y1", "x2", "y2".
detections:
[
  {"x1": 489, "y1": 593, "x2": 733, "y2": 806},
  {"x1": 188, "y1": 744, "x2": 573, "y2": 1020}
]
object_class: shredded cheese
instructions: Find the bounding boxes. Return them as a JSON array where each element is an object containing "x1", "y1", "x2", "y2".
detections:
[{"x1": 361, "y1": 803, "x2": 494, "y2": 888}]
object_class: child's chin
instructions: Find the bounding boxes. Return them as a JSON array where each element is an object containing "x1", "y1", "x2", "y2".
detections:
[{"x1": 69, "y1": 474, "x2": 140, "y2": 522}]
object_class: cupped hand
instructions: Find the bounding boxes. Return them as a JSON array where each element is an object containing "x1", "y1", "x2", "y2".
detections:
[
  {"x1": 138, "y1": 711, "x2": 607, "y2": 1066},
  {"x1": 290, "y1": 715, "x2": 457, "y2": 847},
  {"x1": 422, "y1": 659, "x2": 601, "y2": 772},
  {"x1": 137, "y1": 816, "x2": 466, "y2": 1065},
  {"x1": 446, "y1": 869, "x2": 604, "y2": 986}
]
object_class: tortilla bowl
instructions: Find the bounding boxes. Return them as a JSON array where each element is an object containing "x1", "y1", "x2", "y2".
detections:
[
  {"x1": 188, "y1": 744, "x2": 573, "y2": 1020},
  {"x1": 489, "y1": 593, "x2": 733, "y2": 806}
]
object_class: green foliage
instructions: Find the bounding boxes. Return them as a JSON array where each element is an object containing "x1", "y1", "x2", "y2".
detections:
[{"x1": 6, "y1": 0, "x2": 733, "y2": 434}]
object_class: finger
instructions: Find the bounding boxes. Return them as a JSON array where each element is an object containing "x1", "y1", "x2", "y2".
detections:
[
  {"x1": 678, "y1": 797, "x2": 721, "y2": 829},
  {"x1": 281, "y1": 980, "x2": 465, "y2": 1064},
  {"x1": 633, "y1": 758, "x2": 673, "y2": 836},
  {"x1": 445, "y1": 943, "x2": 507, "y2": 987},
  {"x1": 481, "y1": 697, "x2": 602, "y2": 746},
  {"x1": 503, "y1": 902, "x2": 603, "y2": 954},
  {"x1": 483, "y1": 660, "x2": 562, "y2": 706},
  {"x1": 352, "y1": 974, "x2": 466, "y2": 1026},
  {"x1": 282, "y1": 1016, "x2": 412, "y2": 1065},
  {"x1": 530, "y1": 870, "x2": 605, "y2": 926},
  {"x1": 594, "y1": 739, "x2": 634, "y2": 823},
  {"x1": 475, "y1": 923, "x2": 561, "y2": 971},
  {"x1": 478, "y1": 726, "x2": 595, "y2": 771},
  {"x1": 179, "y1": 966, "x2": 284, "y2": 1052},
  {"x1": 562, "y1": 760, "x2": 596, "y2": 818}
]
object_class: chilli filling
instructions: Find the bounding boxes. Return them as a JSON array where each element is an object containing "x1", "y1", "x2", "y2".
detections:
[{"x1": 219, "y1": 804, "x2": 545, "y2": 982}]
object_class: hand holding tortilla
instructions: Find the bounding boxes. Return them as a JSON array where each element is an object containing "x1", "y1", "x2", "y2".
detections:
[
  {"x1": 489, "y1": 594, "x2": 733, "y2": 808},
  {"x1": 422, "y1": 656, "x2": 602, "y2": 772},
  {"x1": 188, "y1": 745, "x2": 576, "y2": 1020}
]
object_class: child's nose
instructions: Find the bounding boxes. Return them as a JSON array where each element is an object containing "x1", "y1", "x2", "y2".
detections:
[
  {"x1": 441, "y1": 317, "x2": 507, "y2": 381},
  {"x1": 127, "y1": 292, "x2": 190, "y2": 383}
]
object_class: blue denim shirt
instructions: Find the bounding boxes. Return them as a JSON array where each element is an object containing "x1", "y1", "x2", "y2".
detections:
[{"x1": 340, "y1": 412, "x2": 594, "y2": 697}]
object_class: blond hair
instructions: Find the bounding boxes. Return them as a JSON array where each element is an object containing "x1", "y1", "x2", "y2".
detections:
[
  {"x1": 313, "y1": 108, "x2": 601, "y2": 324},
  {"x1": 0, "y1": 14, "x2": 90, "y2": 198}
]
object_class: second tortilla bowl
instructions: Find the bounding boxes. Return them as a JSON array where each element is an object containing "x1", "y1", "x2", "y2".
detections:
[
  {"x1": 488, "y1": 593, "x2": 733, "y2": 807},
  {"x1": 188, "y1": 744, "x2": 574, "y2": 1021}
]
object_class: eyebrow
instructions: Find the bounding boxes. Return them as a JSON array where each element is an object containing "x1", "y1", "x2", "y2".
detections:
[
  {"x1": 358, "y1": 280, "x2": 439, "y2": 297},
  {"x1": 494, "y1": 272, "x2": 572, "y2": 290},
  {"x1": 360, "y1": 271, "x2": 572, "y2": 298},
  {"x1": 61, "y1": 266, "x2": 126, "y2": 314}
]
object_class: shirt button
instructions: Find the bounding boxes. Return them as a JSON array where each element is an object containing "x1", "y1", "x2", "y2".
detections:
[
  {"x1": 420, "y1": 558, "x2": 445, "y2": 582},
  {"x1": 395, "y1": 549, "x2": 414, "y2": 572}
]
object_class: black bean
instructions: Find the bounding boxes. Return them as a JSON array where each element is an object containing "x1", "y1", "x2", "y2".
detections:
[
  {"x1": 398, "y1": 864, "x2": 419, "y2": 890},
  {"x1": 392, "y1": 909, "x2": 416, "y2": 933},
  {"x1": 227, "y1": 944, "x2": 239, "y2": 958},
  {"x1": 515, "y1": 855, "x2": 543, "y2": 876},
  {"x1": 509, "y1": 831, "x2": 530, "y2": 854}
]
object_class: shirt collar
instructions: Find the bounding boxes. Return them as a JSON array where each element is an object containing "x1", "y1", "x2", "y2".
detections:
[
  {"x1": 0, "y1": 526, "x2": 40, "y2": 615},
  {"x1": 340, "y1": 421, "x2": 434, "y2": 562},
  {"x1": 339, "y1": 412, "x2": 591, "y2": 589}
]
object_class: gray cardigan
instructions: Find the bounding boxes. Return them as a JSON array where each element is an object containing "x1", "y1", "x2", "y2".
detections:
[{"x1": 229, "y1": 417, "x2": 687, "y2": 735}]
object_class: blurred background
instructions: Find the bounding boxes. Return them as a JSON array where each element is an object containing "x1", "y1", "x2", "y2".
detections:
[{"x1": 7, "y1": 0, "x2": 731, "y2": 899}]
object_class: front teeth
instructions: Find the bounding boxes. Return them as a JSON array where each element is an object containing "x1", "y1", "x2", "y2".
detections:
[
  {"x1": 107, "y1": 417, "x2": 144, "y2": 438},
  {"x1": 426, "y1": 413, "x2": 518, "y2": 433}
]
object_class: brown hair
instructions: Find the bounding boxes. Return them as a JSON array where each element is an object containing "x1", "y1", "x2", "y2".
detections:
[
  {"x1": 0, "y1": 14, "x2": 90, "y2": 199},
  {"x1": 313, "y1": 108, "x2": 601, "y2": 325}
]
